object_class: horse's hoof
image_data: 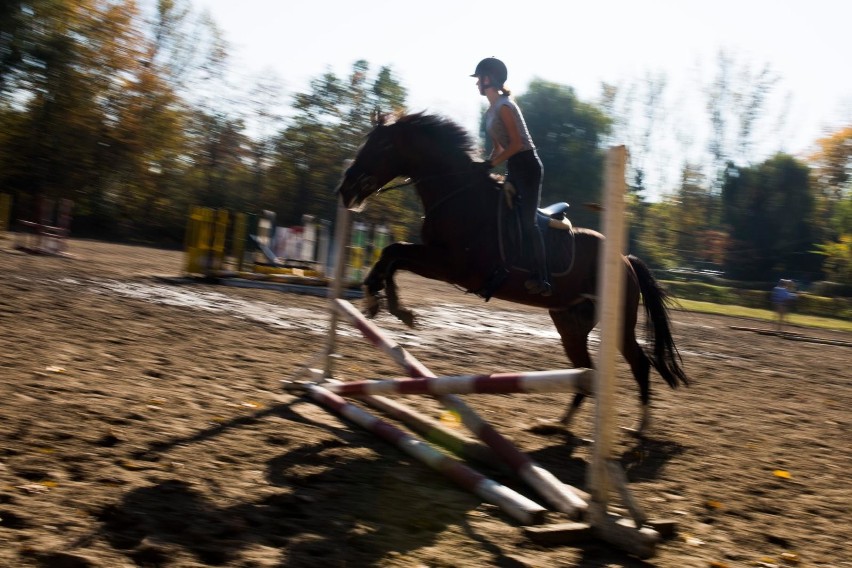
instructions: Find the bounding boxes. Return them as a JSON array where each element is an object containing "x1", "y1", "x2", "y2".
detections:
[
  {"x1": 362, "y1": 297, "x2": 381, "y2": 319},
  {"x1": 620, "y1": 425, "x2": 647, "y2": 439},
  {"x1": 528, "y1": 419, "x2": 567, "y2": 436},
  {"x1": 397, "y1": 310, "x2": 416, "y2": 328}
]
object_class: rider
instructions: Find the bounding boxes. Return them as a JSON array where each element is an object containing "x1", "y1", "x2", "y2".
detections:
[{"x1": 472, "y1": 57, "x2": 551, "y2": 296}]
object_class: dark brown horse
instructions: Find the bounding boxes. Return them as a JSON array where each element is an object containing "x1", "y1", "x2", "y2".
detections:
[{"x1": 336, "y1": 112, "x2": 687, "y2": 435}]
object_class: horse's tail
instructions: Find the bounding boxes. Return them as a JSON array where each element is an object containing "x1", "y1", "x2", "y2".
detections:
[{"x1": 628, "y1": 255, "x2": 689, "y2": 389}]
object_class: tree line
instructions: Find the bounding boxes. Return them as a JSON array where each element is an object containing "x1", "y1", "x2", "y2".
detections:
[{"x1": 1, "y1": 0, "x2": 849, "y2": 284}]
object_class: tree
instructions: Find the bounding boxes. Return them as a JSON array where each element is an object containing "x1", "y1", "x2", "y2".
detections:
[
  {"x1": 270, "y1": 60, "x2": 415, "y2": 233},
  {"x1": 815, "y1": 234, "x2": 852, "y2": 283},
  {"x1": 671, "y1": 163, "x2": 718, "y2": 268},
  {"x1": 0, "y1": 1, "x2": 147, "y2": 215},
  {"x1": 809, "y1": 125, "x2": 852, "y2": 236},
  {"x1": 515, "y1": 79, "x2": 611, "y2": 229},
  {"x1": 705, "y1": 51, "x2": 784, "y2": 183},
  {"x1": 242, "y1": 72, "x2": 287, "y2": 207},
  {"x1": 722, "y1": 154, "x2": 818, "y2": 279},
  {"x1": 185, "y1": 109, "x2": 249, "y2": 209},
  {"x1": 808, "y1": 125, "x2": 852, "y2": 282},
  {"x1": 146, "y1": 0, "x2": 229, "y2": 98},
  {"x1": 0, "y1": 1, "x2": 31, "y2": 91},
  {"x1": 599, "y1": 72, "x2": 669, "y2": 200},
  {"x1": 632, "y1": 197, "x2": 680, "y2": 269}
]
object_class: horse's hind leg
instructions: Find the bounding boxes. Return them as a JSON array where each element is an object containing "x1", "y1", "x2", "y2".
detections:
[
  {"x1": 549, "y1": 300, "x2": 596, "y2": 429},
  {"x1": 620, "y1": 285, "x2": 653, "y2": 436}
]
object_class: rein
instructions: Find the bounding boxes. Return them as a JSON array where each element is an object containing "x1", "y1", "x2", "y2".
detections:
[
  {"x1": 375, "y1": 167, "x2": 486, "y2": 219},
  {"x1": 422, "y1": 181, "x2": 478, "y2": 219},
  {"x1": 376, "y1": 177, "x2": 416, "y2": 194}
]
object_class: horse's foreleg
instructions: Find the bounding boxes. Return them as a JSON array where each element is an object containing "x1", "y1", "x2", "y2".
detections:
[
  {"x1": 366, "y1": 243, "x2": 457, "y2": 327},
  {"x1": 383, "y1": 270, "x2": 415, "y2": 327},
  {"x1": 562, "y1": 393, "x2": 587, "y2": 428},
  {"x1": 361, "y1": 262, "x2": 386, "y2": 319}
]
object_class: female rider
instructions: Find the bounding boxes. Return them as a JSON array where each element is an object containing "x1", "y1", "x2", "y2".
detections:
[{"x1": 472, "y1": 57, "x2": 550, "y2": 296}]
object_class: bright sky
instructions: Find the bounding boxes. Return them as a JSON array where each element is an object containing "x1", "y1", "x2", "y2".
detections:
[{"x1": 193, "y1": 0, "x2": 851, "y2": 197}]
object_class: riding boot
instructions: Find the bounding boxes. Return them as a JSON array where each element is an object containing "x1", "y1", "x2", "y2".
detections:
[{"x1": 524, "y1": 226, "x2": 552, "y2": 296}]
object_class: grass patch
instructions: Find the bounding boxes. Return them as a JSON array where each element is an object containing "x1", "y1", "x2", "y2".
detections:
[{"x1": 671, "y1": 298, "x2": 852, "y2": 333}]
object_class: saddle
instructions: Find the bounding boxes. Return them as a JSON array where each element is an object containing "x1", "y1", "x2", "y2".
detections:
[
  {"x1": 502, "y1": 180, "x2": 573, "y2": 231},
  {"x1": 537, "y1": 202, "x2": 573, "y2": 231}
]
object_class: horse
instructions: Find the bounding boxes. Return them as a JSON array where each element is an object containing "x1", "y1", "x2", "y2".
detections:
[{"x1": 335, "y1": 112, "x2": 688, "y2": 435}]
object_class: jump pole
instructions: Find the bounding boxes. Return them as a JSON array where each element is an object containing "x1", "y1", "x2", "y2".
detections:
[
  {"x1": 587, "y1": 145, "x2": 659, "y2": 556},
  {"x1": 340, "y1": 389, "x2": 507, "y2": 471},
  {"x1": 332, "y1": 298, "x2": 589, "y2": 517},
  {"x1": 325, "y1": 368, "x2": 594, "y2": 397},
  {"x1": 304, "y1": 381, "x2": 548, "y2": 525}
]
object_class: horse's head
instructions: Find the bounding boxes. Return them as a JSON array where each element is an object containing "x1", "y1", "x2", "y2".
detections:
[
  {"x1": 337, "y1": 118, "x2": 403, "y2": 211},
  {"x1": 337, "y1": 112, "x2": 477, "y2": 210}
]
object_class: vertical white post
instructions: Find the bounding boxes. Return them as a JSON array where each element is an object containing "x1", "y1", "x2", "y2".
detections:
[
  {"x1": 590, "y1": 145, "x2": 629, "y2": 506},
  {"x1": 586, "y1": 146, "x2": 658, "y2": 559},
  {"x1": 317, "y1": 219, "x2": 331, "y2": 277},
  {"x1": 301, "y1": 213, "x2": 317, "y2": 262},
  {"x1": 321, "y1": 200, "x2": 352, "y2": 378}
]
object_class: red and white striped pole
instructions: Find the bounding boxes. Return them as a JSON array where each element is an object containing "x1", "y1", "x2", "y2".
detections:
[
  {"x1": 344, "y1": 390, "x2": 505, "y2": 471},
  {"x1": 326, "y1": 368, "x2": 593, "y2": 397},
  {"x1": 305, "y1": 382, "x2": 547, "y2": 526},
  {"x1": 333, "y1": 299, "x2": 588, "y2": 517}
]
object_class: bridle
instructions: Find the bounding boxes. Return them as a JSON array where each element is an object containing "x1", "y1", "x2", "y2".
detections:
[
  {"x1": 346, "y1": 123, "x2": 489, "y2": 213},
  {"x1": 374, "y1": 169, "x2": 483, "y2": 219},
  {"x1": 376, "y1": 177, "x2": 416, "y2": 194}
]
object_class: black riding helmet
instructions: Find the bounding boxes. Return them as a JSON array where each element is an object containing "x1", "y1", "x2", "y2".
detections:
[{"x1": 471, "y1": 57, "x2": 507, "y2": 87}]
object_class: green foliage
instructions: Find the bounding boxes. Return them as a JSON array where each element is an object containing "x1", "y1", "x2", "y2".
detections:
[
  {"x1": 632, "y1": 199, "x2": 680, "y2": 269},
  {"x1": 809, "y1": 125, "x2": 852, "y2": 203},
  {"x1": 721, "y1": 153, "x2": 819, "y2": 279},
  {"x1": 796, "y1": 294, "x2": 852, "y2": 319},
  {"x1": 270, "y1": 60, "x2": 415, "y2": 231},
  {"x1": 815, "y1": 235, "x2": 852, "y2": 283},
  {"x1": 803, "y1": 126, "x2": 852, "y2": 285}
]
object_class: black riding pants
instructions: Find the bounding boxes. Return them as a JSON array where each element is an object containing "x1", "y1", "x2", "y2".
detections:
[{"x1": 506, "y1": 149, "x2": 543, "y2": 236}]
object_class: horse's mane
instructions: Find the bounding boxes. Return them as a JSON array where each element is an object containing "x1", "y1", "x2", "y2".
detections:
[{"x1": 394, "y1": 112, "x2": 477, "y2": 161}]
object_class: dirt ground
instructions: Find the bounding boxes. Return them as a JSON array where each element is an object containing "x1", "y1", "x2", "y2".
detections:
[{"x1": 0, "y1": 237, "x2": 849, "y2": 568}]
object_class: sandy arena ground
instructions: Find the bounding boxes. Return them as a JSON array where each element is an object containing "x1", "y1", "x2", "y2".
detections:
[{"x1": 0, "y1": 238, "x2": 849, "y2": 567}]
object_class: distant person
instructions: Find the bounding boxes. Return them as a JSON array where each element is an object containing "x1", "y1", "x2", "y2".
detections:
[
  {"x1": 771, "y1": 279, "x2": 797, "y2": 330},
  {"x1": 471, "y1": 57, "x2": 550, "y2": 296}
]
